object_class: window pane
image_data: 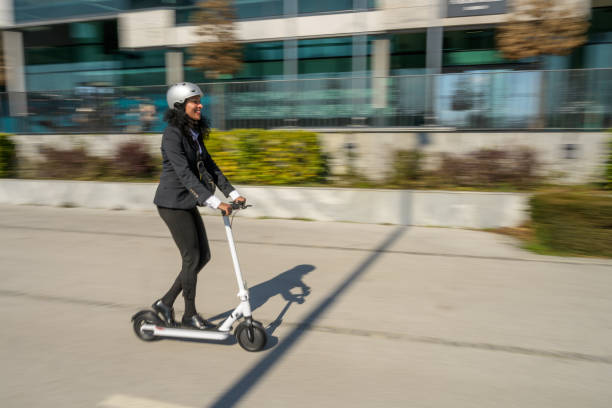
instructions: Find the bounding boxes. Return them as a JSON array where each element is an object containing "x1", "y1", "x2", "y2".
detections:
[
  {"x1": 390, "y1": 33, "x2": 426, "y2": 72},
  {"x1": 24, "y1": 21, "x2": 118, "y2": 65},
  {"x1": 14, "y1": 0, "x2": 125, "y2": 23},
  {"x1": 235, "y1": 0, "x2": 283, "y2": 19},
  {"x1": 590, "y1": 7, "x2": 612, "y2": 34},
  {"x1": 239, "y1": 41, "x2": 284, "y2": 78},
  {"x1": 299, "y1": 37, "x2": 353, "y2": 59},
  {"x1": 443, "y1": 29, "x2": 509, "y2": 68},
  {"x1": 298, "y1": 0, "x2": 352, "y2": 14},
  {"x1": 243, "y1": 41, "x2": 284, "y2": 61}
]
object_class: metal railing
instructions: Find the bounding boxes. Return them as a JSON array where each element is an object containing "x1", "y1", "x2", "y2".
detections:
[{"x1": 1, "y1": 68, "x2": 611, "y2": 133}]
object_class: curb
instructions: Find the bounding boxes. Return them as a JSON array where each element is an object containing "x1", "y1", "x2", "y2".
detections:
[{"x1": 0, "y1": 179, "x2": 530, "y2": 228}]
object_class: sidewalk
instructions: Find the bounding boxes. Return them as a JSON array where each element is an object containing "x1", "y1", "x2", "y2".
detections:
[{"x1": 1, "y1": 204, "x2": 611, "y2": 407}]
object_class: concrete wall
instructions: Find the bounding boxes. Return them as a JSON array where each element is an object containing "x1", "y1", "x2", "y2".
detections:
[
  {"x1": 10, "y1": 133, "x2": 163, "y2": 163},
  {"x1": 118, "y1": 9, "x2": 176, "y2": 49},
  {"x1": 317, "y1": 130, "x2": 611, "y2": 184},
  {"x1": 0, "y1": 179, "x2": 529, "y2": 228},
  {"x1": 9, "y1": 131, "x2": 610, "y2": 184}
]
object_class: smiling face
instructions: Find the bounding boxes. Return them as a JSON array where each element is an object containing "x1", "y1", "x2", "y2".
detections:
[{"x1": 184, "y1": 96, "x2": 202, "y2": 121}]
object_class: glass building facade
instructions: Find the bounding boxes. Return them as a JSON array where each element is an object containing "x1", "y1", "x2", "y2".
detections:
[
  {"x1": 175, "y1": 0, "x2": 377, "y2": 23},
  {"x1": 20, "y1": 19, "x2": 170, "y2": 90},
  {"x1": 14, "y1": 0, "x2": 201, "y2": 23},
  {"x1": 2, "y1": 2, "x2": 611, "y2": 132},
  {"x1": 14, "y1": 2, "x2": 611, "y2": 90}
]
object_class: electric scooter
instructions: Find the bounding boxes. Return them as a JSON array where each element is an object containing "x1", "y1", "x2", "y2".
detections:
[{"x1": 131, "y1": 202, "x2": 267, "y2": 352}]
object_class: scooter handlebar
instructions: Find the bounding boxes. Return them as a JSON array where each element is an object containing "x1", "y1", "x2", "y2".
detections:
[{"x1": 220, "y1": 201, "x2": 252, "y2": 216}]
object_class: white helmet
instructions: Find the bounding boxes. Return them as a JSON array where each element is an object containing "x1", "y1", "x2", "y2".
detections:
[{"x1": 166, "y1": 82, "x2": 203, "y2": 109}]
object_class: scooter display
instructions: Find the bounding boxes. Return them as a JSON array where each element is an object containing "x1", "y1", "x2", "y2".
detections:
[{"x1": 131, "y1": 202, "x2": 267, "y2": 352}]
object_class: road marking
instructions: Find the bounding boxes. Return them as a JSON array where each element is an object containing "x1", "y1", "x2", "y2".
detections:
[
  {"x1": 98, "y1": 394, "x2": 196, "y2": 408},
  {"x1": 1, "y1": 223, "x2": 610, "y2": 267},
  {"x1": 2, "y1": 287, "x2": 612, "y2": 365}
]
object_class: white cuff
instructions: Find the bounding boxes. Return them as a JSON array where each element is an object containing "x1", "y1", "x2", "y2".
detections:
[
  {"x1": 205, "y1": 195, "x2": 221, "y2": 209},
  {"x1": 229, "y1": 190, "x2": 240, "y2": 201}
]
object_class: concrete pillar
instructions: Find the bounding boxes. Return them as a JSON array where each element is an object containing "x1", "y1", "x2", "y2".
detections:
[
  {"x1": 3, "y1": 31, "x2": 27, "y2": 116},
  {"x1": 426, "y1": 27, "x2": 442, "y2": 74},
  {"x1": 352, "y1": 34, "x2": 368, "y2": 75},
  {"x1": 165, "y1": 51, "x2": 184, "y2": 85},
  {"x1": 425, "y1": 26, "x2": 443, "y2": 125},
  {"x1": 354, "y1": 0, "x2": 368, "y2": 11},
  {"x1": 283, "y1": 0, "x2": 298, "y2": 125},
  {"x1": 283, "y1": 38, "x2": 298, "y2": 125},
  {"x1": 351, "y1": 0, "x2": 369, "y2": 125},
  {"x1": 352, "y1": 0, "x2": 368, "y2": 75},
  {"x1": 283, "y1": 0, "x2": 298, "y2": 78},
  {"x1": 283, "y1": 39, "x2": 297, "y2": 79},
  {"x1": 372, "y1": 38, "x2": 390, "y2": 109},
  {"x1": 284, "y1": 0, "x2": 297, "y2": 16},
  {"x1": 351, "y1": 34, "x2": 368, "y2": 124},
  {"x1": 0, "y1": 0, "x2": 14, "y2": 28}
]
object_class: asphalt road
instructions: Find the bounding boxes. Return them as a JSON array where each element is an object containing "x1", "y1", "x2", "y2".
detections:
[{"x1": 1, "y1": 204, "x2": 611, "y2": 408}]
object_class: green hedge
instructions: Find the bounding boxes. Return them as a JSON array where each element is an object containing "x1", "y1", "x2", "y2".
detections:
[
  {"x1": 206, "y1": 129, "x2": 326, "y2": 185},
  {"x1": 530, "y1": 191, "x2": 612, "y2": 257},
  {"x1": 0, "y1": 134, "x2": 17, "y2": 178}
]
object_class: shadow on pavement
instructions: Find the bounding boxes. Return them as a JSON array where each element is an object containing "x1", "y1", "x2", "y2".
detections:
[
  {"x1": 208, "y1": 226, "x2": 407, "y2": 408},
  {"x1": 147, "y1": 264, "x2": 315, "y2": 348},
  {"x1": 209, "y1": 264, "x2": 315, "y2": 342}
]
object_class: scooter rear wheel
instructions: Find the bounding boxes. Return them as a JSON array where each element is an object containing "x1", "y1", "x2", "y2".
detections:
[
  {"x1": 235, "y1": 321, "x2": 267, "y2": 352},
  {"x1": 132, "y1": 310, "x2": 163, "y2": 342}
]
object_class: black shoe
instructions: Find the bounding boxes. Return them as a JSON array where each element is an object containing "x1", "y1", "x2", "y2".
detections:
[
  {"x1": 181, "y1": 314, "x2": 216, "y2": 330},
  {"x1": 152, "y1": 299, "x2": 176, "y2": 326}
]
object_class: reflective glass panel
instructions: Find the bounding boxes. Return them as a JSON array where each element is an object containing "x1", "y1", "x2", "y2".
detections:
[
  {"x1": 235, "y1": 0, "x2": 283, "y2": 19},
  {"x1": 298, "y1": 0, "x2": 352, "y2": 14},
  {"x1": 390, "y1": 32, "x2": 426, "y2": 73},
  {"x1": 443, "y1": 29, "x2": 508, "y2": 68},
  {"x1": 14, "y1": 0, "x2": 126, "y2": 23}
]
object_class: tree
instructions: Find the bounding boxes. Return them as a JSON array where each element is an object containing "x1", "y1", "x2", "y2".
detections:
[
  {"x1": 188, "y1": 0, "x2": 243, "y2": 79},
  {"x1": 496, "y1": 0, "x2": 589, "y2": 60}
]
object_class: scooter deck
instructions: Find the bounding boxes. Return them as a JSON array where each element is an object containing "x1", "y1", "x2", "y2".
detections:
[{"x1": 140, "y1": 323, "x2": 231, "y2": 341}]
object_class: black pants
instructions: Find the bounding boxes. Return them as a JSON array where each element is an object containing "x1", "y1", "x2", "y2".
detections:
[{"x1": 157, "y1": 206, "x2": 211, "y2": 315}]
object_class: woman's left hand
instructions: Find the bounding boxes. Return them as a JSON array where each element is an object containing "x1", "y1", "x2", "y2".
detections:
[{"x1": 234, "y1": 196, "x2": 246, "y2": 205}]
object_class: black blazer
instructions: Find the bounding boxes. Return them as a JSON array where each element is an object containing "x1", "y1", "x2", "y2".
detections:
[{"x1": 153, "y1": 125, "x2": 235, "y2": 209}]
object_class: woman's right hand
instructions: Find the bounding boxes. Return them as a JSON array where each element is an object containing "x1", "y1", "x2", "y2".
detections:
[{"x1": 218, "y1": 202, "x2": 232, "y2": 216}]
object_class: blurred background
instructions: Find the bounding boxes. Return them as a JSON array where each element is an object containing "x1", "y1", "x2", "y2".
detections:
[{"x1": 0, "y1": 0, "x2": 610, "y2": 133}]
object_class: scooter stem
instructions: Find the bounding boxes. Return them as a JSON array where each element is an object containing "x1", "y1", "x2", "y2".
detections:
[{"x1": 222, "y1": 214, "x2": 249, "y2": 300}]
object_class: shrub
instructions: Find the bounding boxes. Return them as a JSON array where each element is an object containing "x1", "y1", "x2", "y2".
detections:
[
  {"x1": 388, "y1": 149, "x2": 424, "y2": 188},
  {"x1": 112, "y1": 141, "x2": 157, "y2": 178},
  {"x1": 37, "y1": 141, "x2": 159, "y2": 181},
  {"x1": 38, "y1": 146, "x2": 93, "y2": 180},
  {"x1": 437, "y1": 147, "x2": 539, "y2": 188},
  {"x1": 0, "y1": 133, "x2": 17, "y2": 178},
  {"x1": 206, "y1": 129, "x2": 326, "y2": 185},
  {"x1": 530, "y1": 191, "x2": 612, "y2": 257}
]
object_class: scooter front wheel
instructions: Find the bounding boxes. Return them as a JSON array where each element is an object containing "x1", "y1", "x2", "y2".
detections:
[{"x1": 235, "y1": 321, "x2": 267, "y2": 352}]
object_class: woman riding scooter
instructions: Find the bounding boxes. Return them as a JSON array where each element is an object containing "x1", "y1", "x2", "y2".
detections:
[{"x1": 152, "y1": 82, "x2": 246, "y2": 330}]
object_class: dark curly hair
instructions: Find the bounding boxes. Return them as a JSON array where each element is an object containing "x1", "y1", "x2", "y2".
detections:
[{"x1": 163, "y1": 103, "x2": 211, "y2": 141}]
